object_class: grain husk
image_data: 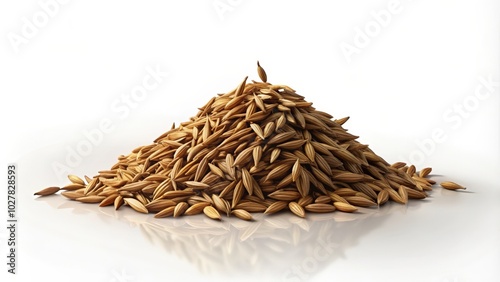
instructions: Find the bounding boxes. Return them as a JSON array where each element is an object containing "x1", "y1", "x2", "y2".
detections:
[
  {"x1": 440, "y1": 181, "x2": 466, "y2": 190},
  {"x1": 203, "y1": 206, "x2": 221, "y2": 220},
  {"x1": 34, "y1": 186, "x2": 60, "y2": 196}
]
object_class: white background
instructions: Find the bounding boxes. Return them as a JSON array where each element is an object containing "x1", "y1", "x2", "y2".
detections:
[{"x1": 1, "y1": 1, "x2": 499, "y2": 281}]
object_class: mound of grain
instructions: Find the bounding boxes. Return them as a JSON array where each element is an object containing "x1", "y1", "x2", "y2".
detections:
[{"x1": 36, "y1": 62, "x2": 463, "y2": 220}]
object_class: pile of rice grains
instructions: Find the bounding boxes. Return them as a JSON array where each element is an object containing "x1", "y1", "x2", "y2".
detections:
[{"x1": 35, "y1": 62, "x2": 466, "y2": 221}]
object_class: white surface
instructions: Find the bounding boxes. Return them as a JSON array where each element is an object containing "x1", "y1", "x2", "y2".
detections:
[{"x1": 1, "y1": 1, "x2": 499, "y2": 281}]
